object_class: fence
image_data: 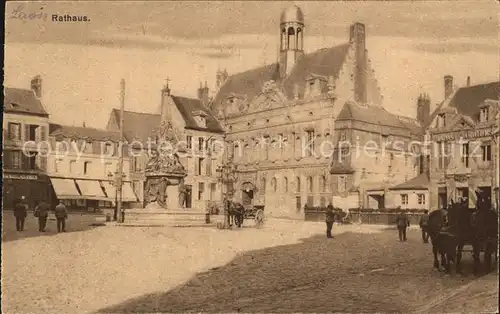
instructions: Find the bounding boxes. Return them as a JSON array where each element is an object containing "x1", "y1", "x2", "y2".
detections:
[{"x1": 305, "y1": 207, "x2": 426, "y2": 225}]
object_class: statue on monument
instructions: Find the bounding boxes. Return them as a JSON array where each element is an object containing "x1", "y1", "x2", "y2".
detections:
[{"x1": 144, "y1": 117, "x2": 187, "y2": 209}]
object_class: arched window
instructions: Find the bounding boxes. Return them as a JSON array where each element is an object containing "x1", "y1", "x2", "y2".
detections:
[
  {"x1": 281, "y1": 28, "x2": 287, "y2": 50},
  {"x1": 307, "y1": 176, "x2": 313, "y2": 193},
  {"x1": 271, "y1": 177, "x2": 277, "y2": 192},
  {"x1": 296, "y1": 28, "x2": 302, "y2": 50},
  {"x1": 296, "y1": 176, "x2": 301, "y2": 193},
  {"x1": 321, "y1": 175, "x2": 326, "y2": 192},
  {"x1": 284, "y1": 177, "x2": 288, "y2": 193},
  {"x1": 261, "y1": 177, "x2": 266, "y2": 193},
  {"x1": 287, "y1": 27, "x2": 295, "y2": 50}
]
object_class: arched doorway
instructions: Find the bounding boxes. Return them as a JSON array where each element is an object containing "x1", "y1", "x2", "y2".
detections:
[{"x1": 241, "y1": 182, "x2": 257, "y2": 206}]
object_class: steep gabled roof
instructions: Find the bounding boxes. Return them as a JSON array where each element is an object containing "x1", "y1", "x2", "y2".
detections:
[
  {"x1": 171, "y1": 96, "x2": 224, "y2": 133},
  {"x1": 336, "y1": 101, "x2": 423, "y2": 135},
  {"x1": 4, "y1": 87, "x2": 49, "y2": 117},
  {"x1": 212, "y1": 44, "x2": 350, "y2": 107},
  {"x1": 389, "y1": 173, "x2": 430, "y2": 190},
  {"x1": 49, "y1": 124, "x2": 121, "y2": 142},
  {"x1": 428, "y1": 81, "x2": 500, "y2": 127},
  {"x1": 111, "y1": 109, "x2": 160, "y2": 143},
  {"x1": 448, "y1": 81, "x2": 500, "y2": 120}
]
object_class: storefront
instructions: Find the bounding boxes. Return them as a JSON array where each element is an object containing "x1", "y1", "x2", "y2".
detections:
[{"x1": 3, "y1": 172, "x2": 49, "y2": 210}]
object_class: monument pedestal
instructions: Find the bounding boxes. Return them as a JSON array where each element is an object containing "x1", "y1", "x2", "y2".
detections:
[{"x1": 122, "y1": 207, "x2": 211, "y2": 227}]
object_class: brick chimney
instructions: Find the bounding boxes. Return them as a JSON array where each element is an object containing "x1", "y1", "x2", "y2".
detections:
[
  {"x1": 350, "y1": 22, "x2": 367, "y2": 104},
  {"x1": 31, "y1": 75, "x2": 42, "y2": 98},
  {"x1": 197, "y1": 81, "x2": 209, "y2": 107},
  {"x1": 416, "y1": 93, "x2": 431, "y2": 125},
  {"x1": 444, "y1": 75, "x2": 454, "y2": 99}
]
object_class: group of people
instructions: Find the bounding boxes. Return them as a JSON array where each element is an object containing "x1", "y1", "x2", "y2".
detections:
[{"x1": 13, "y1": 197, "x2": 69, "y2": 233}]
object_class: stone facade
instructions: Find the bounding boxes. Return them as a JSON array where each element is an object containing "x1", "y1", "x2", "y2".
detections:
[
  {"x1": 3, "y1": 76, "x2": 51, "y2": 210},
  {"x1": 426, "y1": 78, "x2": 500, "y2": 209},
  {"x1": 209, "y1": 5, "x2": 386, "y2": 218}
]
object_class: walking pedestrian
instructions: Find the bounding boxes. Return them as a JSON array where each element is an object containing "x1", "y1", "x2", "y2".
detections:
[
  {"x1": 14, "y1": 197, "x2": 28, "y2": 231},
  {"x1": 325, "y1": 202, "x2": 335, "y2": 238},
  {"x1": 419, "y1": 210, "x2": 430, "y2": 243},
  {"x1": 54, "y1": 201, "x2": 68, "y2": 232},
  {"x1": 34, "y1": 200, "x2": 50, "y2": 232},
  {"x1": 396, "y1": 209, "x2": 410, "y2": 241}
]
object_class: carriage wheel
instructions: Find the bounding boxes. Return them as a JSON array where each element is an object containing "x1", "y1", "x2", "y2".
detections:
[{"x1": 255, "y1": 209, "x2": 265, "y2": 228}]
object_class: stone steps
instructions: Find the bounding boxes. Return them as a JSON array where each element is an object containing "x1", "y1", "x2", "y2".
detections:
[{"x1": 106, "y1": 209, "x2": 214, "y2": 227}]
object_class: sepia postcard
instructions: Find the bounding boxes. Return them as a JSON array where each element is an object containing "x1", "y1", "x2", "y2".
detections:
[{"x1": 2, "y1": 1, "x2": 499, "y2": 313}]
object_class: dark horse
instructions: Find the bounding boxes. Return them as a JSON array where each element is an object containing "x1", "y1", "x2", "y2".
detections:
[
  {"x1": 427, "y1": 207, "x2": 453, "y2": 272},
  {"x1": 470, "y1": 194, "x2": 498, "y2": 274},
  {"x1": 428, "y1": 193, "x2": 498, "y2": 275},
  {"x1": 224, "y1": 199, "x2": 245, "y2": 228}
]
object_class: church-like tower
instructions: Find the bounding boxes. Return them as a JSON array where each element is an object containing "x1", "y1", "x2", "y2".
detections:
[{"x1": 279, "y1": 5, "x2": 305, "y2": 78}]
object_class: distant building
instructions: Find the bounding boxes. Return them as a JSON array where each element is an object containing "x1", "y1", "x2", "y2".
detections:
[
  {"x1": 331, "y1": 101, "x2": 423, "y2": 210},
  {"x1": 209, "y1": 5, "x2": 388, "y2": 217},
  {"x1": 46, "y1": 124, "x2": 138, "y2": 210},
  {"x1": 106, "y1": 83, "x2": 225, "y2": 210},
  {"x1": 3, "y1": 76, "x2": 50, "y2": 209},
  {"x1": 425, "y1": 77, "x2": 500, "y2": 209}
]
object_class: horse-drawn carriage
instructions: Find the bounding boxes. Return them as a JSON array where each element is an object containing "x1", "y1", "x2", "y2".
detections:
[
  {"x1": 426, "y1": 192, "x2": 498, "y2": 275},
  {"x1": 224, "y1": 200, "x2": 265, "y2": 228}
]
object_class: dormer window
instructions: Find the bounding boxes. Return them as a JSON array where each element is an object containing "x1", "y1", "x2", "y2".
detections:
[
  {"x1": 192, "y1": 110, "x2": 207, "y2": 128},
  {"x1": 479, "y1": 107, "x2": 489, "y2": 123},
  {"x1": 437, "y1": 114, "x2": 446, "y2": 128}
]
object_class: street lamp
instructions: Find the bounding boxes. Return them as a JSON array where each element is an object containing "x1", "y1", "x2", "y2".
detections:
[{"x1": 216, "y1": 159, "x2": 238, "y2": 229}]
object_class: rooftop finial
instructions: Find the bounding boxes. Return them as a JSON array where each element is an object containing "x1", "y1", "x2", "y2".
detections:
[{"x1": 165, "y1": 77, "x2": 171, "y2": 88}]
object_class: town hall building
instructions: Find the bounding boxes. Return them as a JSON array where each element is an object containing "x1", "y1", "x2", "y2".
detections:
[{"x1": 208, "y1": 5, "x2": 420, "y2": 218}]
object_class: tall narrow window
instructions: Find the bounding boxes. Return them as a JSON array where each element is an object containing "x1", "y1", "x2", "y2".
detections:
[
  {"x1": 186, "y1": 135, "x2": 192, "y2": 149},
  {"x1": 197, "y1": 158, "x2": 204, "y2": 176},
  {"x1": 480, "y1": 107, "x2": 489, "y2": 122},
  {"x1": 338, "y1": 176, "x2": 346, "y2": 193},
  {"x1": 11, "y1": 151, "x2": 21, "y2": 169},
  {"x1": 287, "y1": 27, "x2": 295, "y2": 50},
  {"x1": 461, "y1": 143, "x2": 469, "y2": 167},
  {"x1": 206, "y1": 159, "x2": 212, "y2": 176},
  {"x1": 84, "y1": 161, "x2": 91, "y2": 175},
  {"x1": 198, "y1": 137, "x2": 204, "y2": 151},
  {"x1": 296, "y1": 176, "x2": 301, "y2": 193},
  {"x1": 307, "y1": 176, "x2": 313, "y2": 193},
  {"x1": 198, "y1": 182, "x2": 204, "y2": 200},
  {"x1": 321, "y1": 175, "x2": 326, "y2": 193},
  {"x1": 306, "y1": 130, "x2": 315, "y2": 157},
  {"x1": 8, "y1": 123, "x2": 21, "y2": 140},
  {"x1": 261, "y1": 177, "x2": 266, "y2": 194},
  {"x1": 69, "y1": 160, "x2": 77, "y2": 174},
  {"x1": 284, "y1": 177, "x2": 288, "y2": 192},
  {"x1": 481, "y1": 144, "x2": 492, "y2": 162},
  {"x1": 271, "y1": 177, "x2": 277, "y2": 192},
  {"x1": 401, "y1": 194, "x2": 409, "y2": 205}
]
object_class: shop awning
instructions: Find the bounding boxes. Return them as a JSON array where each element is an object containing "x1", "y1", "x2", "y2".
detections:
[
  {"x1": 75, "y1": 180, "x2": 107, "y2": 201},
  {"x1": 122, "y1": 182, "x2": 138, "y2": 202},
  {"x1": 102, "y1": 181, "x2": 116, "y2": 200},
  {"x1": 102, "y1": 181, "x2": 137, "y2": 202},
  {"x1": 50, "y1": 178, "x2": 82, "y2": 199}
]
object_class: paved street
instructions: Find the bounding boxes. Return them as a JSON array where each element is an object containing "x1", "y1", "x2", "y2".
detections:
[
  {"x1": 2, "y1": 220, "x2": 497, "y2": 313},
  {"x1": 2, "y1": 211, "x2": 104, "y2": 242}
]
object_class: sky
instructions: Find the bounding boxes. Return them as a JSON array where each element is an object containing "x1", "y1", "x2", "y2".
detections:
[{"x1": 4, "y1": 1, "x2": 499, "y2": 128}]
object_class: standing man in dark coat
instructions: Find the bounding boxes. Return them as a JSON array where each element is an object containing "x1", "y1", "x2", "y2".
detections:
[
  {"x1": 395, "y1": 210, "x2": 410, "y2": 241},
  {"x1": 419, "y1": 210, "x2": 430, "y2": 243},
  {"x1": 54, "y1": 201, "x2": 68, "y2": 232},
  {"x1": 14, "y1": 197, "x2": 28, "y2": 231},
  {"x1": 325, "y1": 202, "x2": 335, "y2": 238},
  {"x1": 34, "y1": 200, "x2": 50, "y2": 232}
]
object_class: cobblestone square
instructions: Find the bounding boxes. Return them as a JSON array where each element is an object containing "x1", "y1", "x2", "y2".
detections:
[{"x1": 2, "y1": 220, "x2": 497, "y2": 313}]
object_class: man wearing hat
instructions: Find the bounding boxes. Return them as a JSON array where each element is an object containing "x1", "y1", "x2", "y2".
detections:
[{"x1": 14, "y1": 196, "x2": 28, "y2": 231}]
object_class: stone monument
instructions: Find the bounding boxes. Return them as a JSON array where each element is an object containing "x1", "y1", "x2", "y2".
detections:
[{"x1": 144, "y1": 120, "x2": 187, "y2": 210}]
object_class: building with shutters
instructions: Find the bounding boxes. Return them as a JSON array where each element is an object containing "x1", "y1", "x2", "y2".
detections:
[
  {"x1": 3, "y1": 76, "x2": 51, "y2": 210},
  {"x1": 46, "y1": 124, "x2": 139, "y2": 210},
  {"x1": 106, "y1": 83, "x2": 225, "y2": 210}
]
